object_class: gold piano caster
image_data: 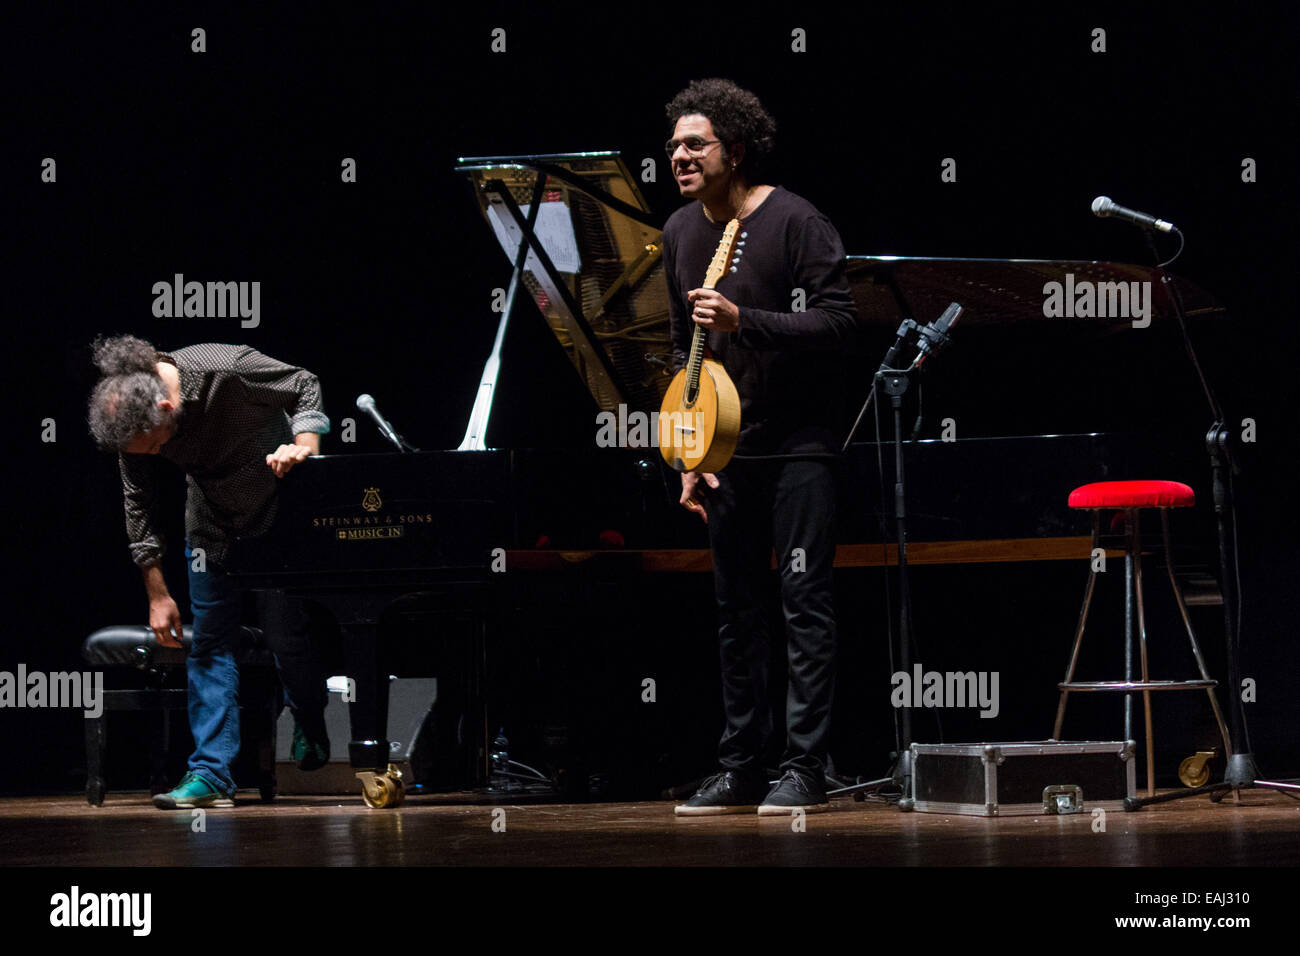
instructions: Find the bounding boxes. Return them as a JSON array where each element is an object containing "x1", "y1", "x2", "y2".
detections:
[
  {"x1": 1178, "y1": 751, "x2": 1217, "y2": 788},
  {"x1": 357, "y1": 764, "x2": 406, "y2": 809}
]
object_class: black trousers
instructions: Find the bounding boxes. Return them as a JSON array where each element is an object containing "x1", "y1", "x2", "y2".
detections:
[
  {"x1": 254, "y1": 589, "x2": 330, "y2": 743},
  {"x1": 706, "y1": 457, "x2": 837, "y2": 780}
]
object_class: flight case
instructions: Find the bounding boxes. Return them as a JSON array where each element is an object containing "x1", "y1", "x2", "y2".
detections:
[{"x1": 909, "y1": 740, "x2": 1136, "y2": 816}]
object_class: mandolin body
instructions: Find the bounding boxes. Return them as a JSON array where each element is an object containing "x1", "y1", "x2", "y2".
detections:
[{"x1": 658, "y1": 358, "x2": 741, "y2": 474}]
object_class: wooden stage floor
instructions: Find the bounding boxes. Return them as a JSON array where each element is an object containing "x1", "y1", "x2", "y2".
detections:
[{"x1": 3, "y1": 789, "x2": 1299, "y2": 867}]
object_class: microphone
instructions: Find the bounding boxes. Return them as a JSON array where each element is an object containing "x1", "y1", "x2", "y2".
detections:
[
  {"x1": 356, "y1": 394, "x2": 406, "y2": 452},
  {"x1": 911, "y1": 302, "x2": 963, "y2": 369},
  {"x1": 1091, "y1": 195, "x2": 1176, "y2": 234}
]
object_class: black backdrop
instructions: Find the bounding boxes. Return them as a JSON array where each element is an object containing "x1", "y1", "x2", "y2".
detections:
[{"x1": 5, "y1": 3, "x2": 1297, "y2": 794}]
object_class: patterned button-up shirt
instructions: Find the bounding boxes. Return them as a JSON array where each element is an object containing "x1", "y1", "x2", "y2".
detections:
[{"x1": 119, "y1": 343, "x2": 330, "y2": 567}]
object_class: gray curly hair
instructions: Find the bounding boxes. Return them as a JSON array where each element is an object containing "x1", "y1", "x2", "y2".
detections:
[{"x1": 87, "y1": 335, "x2": 169, "y2": 451}]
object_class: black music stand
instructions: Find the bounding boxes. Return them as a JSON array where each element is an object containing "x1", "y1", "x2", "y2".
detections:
[{"x1": 832, "y1": 305, "x2": 961, "y2": 806}]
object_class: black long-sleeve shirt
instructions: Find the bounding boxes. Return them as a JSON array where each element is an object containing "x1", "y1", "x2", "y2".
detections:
[
  {"x1": 662, "y1": 186, "x2": 859, "y2": 457},
  {"x1": 119, "y1": 343, "x2": 330, "y2": 567}
]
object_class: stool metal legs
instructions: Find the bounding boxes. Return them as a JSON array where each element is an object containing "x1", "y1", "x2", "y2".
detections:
[
  {"x1": 1124, "y1": 543, "x2": 1133, "y2": 745},
  {"x1": 1054, "y1": 507, "x2": 1232, "y2": 798},
  {"x1": 1132, "y1": 508, "x2": 1155, "y2": 795},
  {"x1": 1053, "y1": 512, "x2": 1101, "y2": 744},
  {"x1": 1160, "y1": 509, "x2": 1233, "y2": 762}
]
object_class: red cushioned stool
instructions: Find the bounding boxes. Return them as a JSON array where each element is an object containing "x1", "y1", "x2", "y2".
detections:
[{"x1": 1052, "y1": 480, "x2": 1231, "y2": 796}]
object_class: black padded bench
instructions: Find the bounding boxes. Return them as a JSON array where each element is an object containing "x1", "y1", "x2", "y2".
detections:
[{"x1": 81, "y1": 625, "x2": 280, "y2": 806}]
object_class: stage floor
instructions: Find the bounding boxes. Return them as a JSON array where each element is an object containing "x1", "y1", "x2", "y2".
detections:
[{"x1": 3, "y1": 790, "x2": 1299, "y2": 866}]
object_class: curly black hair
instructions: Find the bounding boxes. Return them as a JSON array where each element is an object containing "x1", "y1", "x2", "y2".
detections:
[
  {"x1": 665, "y1": 78, "x2": 776, "y2": 180},
  {"x1": 87, "y1": 334, "x2": 168, "y2": 451}
]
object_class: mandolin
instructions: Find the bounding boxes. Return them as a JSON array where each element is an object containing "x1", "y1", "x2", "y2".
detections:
[{"x1": 658, "y1": 217, "x2": 743, "y2": 473}]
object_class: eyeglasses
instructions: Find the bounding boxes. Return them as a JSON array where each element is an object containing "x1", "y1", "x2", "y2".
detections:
[{"x1": 664, "y1": 137, "x2": 722, "y2": 160}]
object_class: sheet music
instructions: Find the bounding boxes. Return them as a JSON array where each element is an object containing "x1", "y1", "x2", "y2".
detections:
[{"x1": 486, "y1": 200, "x2": 582, "y2": 275}]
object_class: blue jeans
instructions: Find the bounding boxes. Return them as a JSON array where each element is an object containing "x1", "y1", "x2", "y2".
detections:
[
  {"x1": 185, "y1": 542, "x2": 327, "y2": 796},
  {"x1": 185, "y1": 543, "x2": 243, "y2": 795}
]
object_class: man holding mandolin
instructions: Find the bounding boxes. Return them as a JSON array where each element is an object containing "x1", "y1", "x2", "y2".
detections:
[{"x1": 661, "y1": 79, "x2": 860, "y2": 815}]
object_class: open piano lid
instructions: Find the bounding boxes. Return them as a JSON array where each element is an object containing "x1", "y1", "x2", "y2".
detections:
[{"x1": 456, "y1": 152, "x2": 670, "y2": 416}]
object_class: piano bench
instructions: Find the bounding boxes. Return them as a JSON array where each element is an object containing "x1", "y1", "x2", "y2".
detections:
[
  {"x1": 1052, "y1": 480, "x2": 1232, "y2": 797},
  {"x1": 80, "y1": 625, "x2": 280, "y2": 807}
]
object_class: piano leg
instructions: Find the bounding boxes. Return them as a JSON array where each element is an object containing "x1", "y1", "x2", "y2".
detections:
[{"x1": 313, "y1": 594, "x2": 404, "y2": 808}]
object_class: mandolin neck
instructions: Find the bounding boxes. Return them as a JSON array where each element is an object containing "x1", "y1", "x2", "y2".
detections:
[
  {"x1": 684, "y1": 301, "x2": 710, "y2": 401},
  {"x1": 683, "y1": 218, "x2": 740, "y2": 403}
]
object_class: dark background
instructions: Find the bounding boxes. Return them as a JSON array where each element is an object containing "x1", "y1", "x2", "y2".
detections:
[{"x1": 4, "y1": 3, "x2": 1296, "y2": 797}]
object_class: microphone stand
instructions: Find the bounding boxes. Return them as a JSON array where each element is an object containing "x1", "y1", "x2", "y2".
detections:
[
  {"x1": 834, "y1": 307, "x2": 960, "y2": 808},
  {"x1": 1123, "y1": 228, "x2": 1297, "y2": 809},
  {"x1": 375, "y1": 427, "x2": 419, "y2": 453},
  {"x1": 361, "y1": 405, "x2": 420, "y2": 453},
  {"x1": 391, "y1": 432, "x2": 420, "y2": 453}
]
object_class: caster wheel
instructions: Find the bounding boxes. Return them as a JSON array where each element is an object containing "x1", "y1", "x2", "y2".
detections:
[
  {"x1": 359, "y1": 765, "x2": 406, "y2": 809},
  {"x1": 1178, "y1": 751, "x2": 1216, "y2": 788},
  {"x1": 361, "y1": 776, "x2": 391, "y2": 808},
  {"x1": 362, "y1": 774, "x2": 405, "y2": 809},
  {"x1": 87, "y1": 779, "x2": 105, "y2": 807}
]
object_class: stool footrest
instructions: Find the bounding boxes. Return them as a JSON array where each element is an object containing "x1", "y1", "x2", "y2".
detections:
[{"x1": 1059, "y1": 680, "x2": 1217, "y2": 692}]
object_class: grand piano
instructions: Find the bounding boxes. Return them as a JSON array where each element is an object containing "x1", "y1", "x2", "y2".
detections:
[{"x1": 230, "y1": 152, "x2": 1228, "y2": 806}]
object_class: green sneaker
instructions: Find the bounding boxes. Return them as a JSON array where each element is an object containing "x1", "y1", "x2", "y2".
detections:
[
  {"x1": 152, "y1": 771, "x2": 234, "y2": 810},
  {"x1": 291, "y1": 721, "x2": 330, "y2": 771}
]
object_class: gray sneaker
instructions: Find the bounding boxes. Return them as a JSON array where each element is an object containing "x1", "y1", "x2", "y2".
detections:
[
  {"x1": 674, "y1": 770, "x2": 769, "y2": 816},
  {"x1": 757, "y1": 770, "x2": 829, "y2": 815}
]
